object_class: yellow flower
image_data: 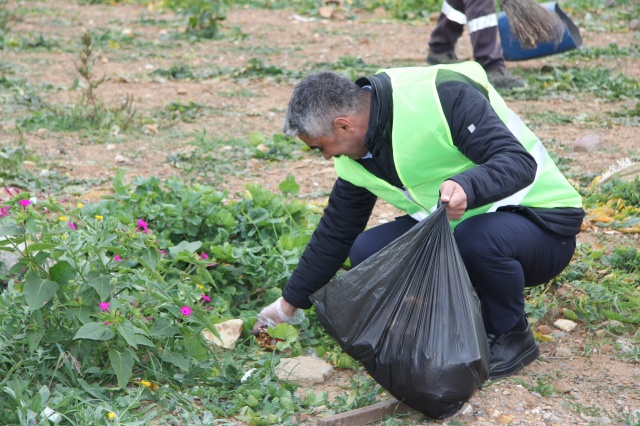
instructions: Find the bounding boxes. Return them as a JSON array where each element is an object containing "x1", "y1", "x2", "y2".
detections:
[
  {"x1": 196, "y1": 283, "x2": 204, "y2": 290},
  {"x1": 77, "y1": 202, "x2": 84, "y2": 208},
  {"x1": 107, "y1": 412, "x2": 115, "y2": 420},
  {"x1": 59, "y1": 216, "x2": 67, "y2": 221},
  {"x1": 62, "y1": 234, "x2": 67, "y2": 240},
  {"x1": 140, "y1": 380, "x2": 152, "y2": 387},
  {"x1": 95, "y1": 215, "x2": 104, "y2": 221}
]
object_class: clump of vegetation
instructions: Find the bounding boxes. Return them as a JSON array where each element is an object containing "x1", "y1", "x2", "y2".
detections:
[
  {"x1": 21, "y1": 32, "x2": 137, "y2": 134},
  {"x1": 164, "y1": 0, "x2": 228, "y2": 39}
]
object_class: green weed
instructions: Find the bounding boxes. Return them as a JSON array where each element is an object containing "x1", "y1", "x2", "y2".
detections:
[
  {"x1": 513, "y1": 66, "x2": 640, "y2": 102},
  {"x1": 155, "y1": 100, "x2": 210, "y2": 124},
  {"x1": 566, "y1": 43, "x2": 640, "y2": 60},
  {"x1": 513, "y1": 374, "x2": 556, "y2": 397},
  {"x1": 164, "y1": 0, "x2": 228, "y2": 40},
  {"x1": 20, "y1": 32, "x2": 137, "y2": 135},
  {"x1": 152, "y1": 64, "x2": 195, "y2": 80}
]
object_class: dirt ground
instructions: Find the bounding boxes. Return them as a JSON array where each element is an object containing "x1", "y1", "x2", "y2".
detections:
[{"x1": 1, "y1": 1, "x2": 639, "y2": 424}]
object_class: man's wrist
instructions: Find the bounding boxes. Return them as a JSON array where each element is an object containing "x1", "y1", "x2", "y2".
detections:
[{"x1": 279, "y1": 297, "x2": 297, "y2": 317}]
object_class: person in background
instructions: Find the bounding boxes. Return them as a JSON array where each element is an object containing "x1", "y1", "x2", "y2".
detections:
[
  {"x1": 426, "y1": 0, "x2": 525, "y2": 89},
  {"x1": 253, "y1": 64, "x2": 584, "y2": 379}
]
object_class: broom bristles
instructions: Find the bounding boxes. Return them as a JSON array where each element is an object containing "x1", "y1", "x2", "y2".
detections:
[{"x1": 499, "y1": 0, "x2": 565, "y2": 49}]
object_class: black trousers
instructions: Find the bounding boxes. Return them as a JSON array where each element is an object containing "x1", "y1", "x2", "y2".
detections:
[
  {"x1": 428, "y1": 0, "x2": 504, "y2": 72},
  {"x1": 349, "y1": 212, "x2": 576, "y2": 334}
]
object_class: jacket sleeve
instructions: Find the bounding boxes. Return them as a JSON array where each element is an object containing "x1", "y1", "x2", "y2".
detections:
[
  {"x1": 437, "y1": 80, "x2": 537, "y2": 209},
  {"x1": 282, "y1": 177, "x2": 377, "y2": 309}
]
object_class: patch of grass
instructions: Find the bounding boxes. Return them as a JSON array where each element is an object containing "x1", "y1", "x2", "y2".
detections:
[
  {"x1": 219, "y1": 88, "x2": 259, "y2": 98},
  {"x1": 151, "y1": 64, "x2": 195, "y2": 80},
  {"x1": 168, "y1": 130, "x2": 303, "y2": 185},
  {"x1": 154, "y1": 100, "x2": 211, "y2": 124},
  {"x1": 513, "y1": 374, "x2": 556, "y2": 397},
  {"x1": 19, "y1": 32, "x2": 138, "y2": 135},
  {"x1": 525, "y1": 110, "x2": 574, "y2": 127},
  {"x1": 511, "y1": 66, "x2": 640, "y2": 102},
  {"x1": 566, "y1": 43, "x2": 640, "y2": 60}
]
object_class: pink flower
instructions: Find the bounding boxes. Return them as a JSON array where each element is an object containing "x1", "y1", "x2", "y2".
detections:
[
  {"x1": 201, "y1": 294, "x2": 211, "y2": 302},
  {"x1": 69, "y1": 222, "x2": 76, "y2": 230},
  {"x1": 136, "y1": 219, "x2": 149, "y2": 233},
  {"x1": 157, "y1": 249, "x2": 166, "y2": 257},
  {"x1": 0, "y1": 206, "x2": 10, "y2": 217},
  {"x1": 200, "y1": 252, "x2": 209, "y2": 259},
  {"x1": 99, "y1": 302, "x2": 110, "y2": 311},
  {"x1": 104, "y1": 321, "x2": 110, "y2": 325},
  {"x1": 180, "y1": 306, "x2": 192, "y2": 317},
  {"x1": 19, "y1": 199, "x2": 31, "y2": 207},
  {"x1": 114, "y1": 254, "x2": 121, "y2": 261}
]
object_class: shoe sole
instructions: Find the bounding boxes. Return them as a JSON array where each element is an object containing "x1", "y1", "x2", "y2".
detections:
[{"x1": 489, "y1": 343, "x2": 540, "y2": 380}]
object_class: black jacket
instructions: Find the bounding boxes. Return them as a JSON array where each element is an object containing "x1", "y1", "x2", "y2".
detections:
[{"x1": 282, "y1": 71, "x2": 584, "y2": 309}]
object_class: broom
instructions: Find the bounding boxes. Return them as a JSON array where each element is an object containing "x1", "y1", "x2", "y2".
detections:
[{"x1": 498, "y1": 0, "x2": 565, "y2": 49}]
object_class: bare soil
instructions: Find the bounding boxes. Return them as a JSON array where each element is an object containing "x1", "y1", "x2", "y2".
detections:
[{"x1": 1, "y1": 1, "x2": 639, "y2": 424}]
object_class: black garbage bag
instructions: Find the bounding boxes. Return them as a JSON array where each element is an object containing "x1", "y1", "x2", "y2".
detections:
[{"x1": 310, "y1": 204, "x2": 489, "y2": 419}]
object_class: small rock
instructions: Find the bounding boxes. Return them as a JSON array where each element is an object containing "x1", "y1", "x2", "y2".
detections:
[
  {"x1": 600, "y1": 344, "x2": 613, "y2": 353},
  {"x1": 555, "y1": 345, "x2": 572, "y2": 357},
  {"x1": 536, "y1": 325, "x2": 553, "y2": 334},
  {"x1": 497, "y1": 414, "x2": 513, "y2": 424},
  {"x1": 451, "y1": 403, "x2": 473, "y2": 417},
  {"x1": 630, "y1": 19, "x2": 640, "y2": 31},
  {"x1": 275, "y1": 356, "x2": 333, "y2": 385},
  {"x1": 553, "y1": 379, "x2": 571, "y2": 393},
  {"x1": 555, "y1": 284, "x2": 574, "y2": 297},
  {"x1": 554, "y1": 319, "x2": 578, "y2": 332},
  {"x1": 573, "y1": 134, "x2": 601, "y2": 152},
  {"x1": 202, "y1": 319, "x2": 243, "y2": 349}
]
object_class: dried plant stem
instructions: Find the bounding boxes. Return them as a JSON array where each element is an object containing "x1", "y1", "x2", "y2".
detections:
[{"x1": 499, "y1": 0, "x2": 564, "y2": 49}]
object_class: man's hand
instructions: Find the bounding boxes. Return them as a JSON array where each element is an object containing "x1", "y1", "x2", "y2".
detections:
[
  {"x1": 439, "y1": 180, "x2": 468, "y2": 220},
  {"x1": 252, "y1": 297, "x2": 305, "y2": 335}
]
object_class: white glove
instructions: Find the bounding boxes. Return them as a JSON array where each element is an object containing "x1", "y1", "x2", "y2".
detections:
[{"x1": 253, "y1": 297, "x2": 304, "y2": 332}]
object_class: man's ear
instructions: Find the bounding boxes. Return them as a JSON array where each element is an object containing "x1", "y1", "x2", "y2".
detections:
[{"x1": 333, "y1": 117, "x2": 354, "y2": 134}]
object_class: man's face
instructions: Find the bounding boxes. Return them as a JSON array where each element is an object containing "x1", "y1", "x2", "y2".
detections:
[{"x1": 298, "y1": 117, "x2": 369, "y2": 160}]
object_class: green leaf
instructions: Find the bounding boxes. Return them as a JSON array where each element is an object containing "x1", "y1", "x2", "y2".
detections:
[
  {"x1": 168, "y1": 240, "x2": 202, "y2": 258},
  {"x1": 23, "y1": 270, "x2": 59, "y2": 311},
  {"x1": 0, "y1": 223, "x2": 24, "y2": 238},
  {"x1": 86, "y1": 271, "x2": 115, "y2": 301},
  {"x1": 136, "y1": 248, "x2": 160, "y2": 272},
  {"x1": 160, "y1": 348, "x2": 189, "y2": 371},
  {"x1": 109, "y1": 348, "x2": 134, "y2": 389},
  {"x1": 49, "y1": 260, "x2": 76, "y2": 286},
  {"x1": 149, "y1": 316, "x2": 179, "y2": 337},
  {"x1": 24, "y1": 242, "x2": 57, "y2": 253},
  {"x1": 248, "y1": 207, "x2": 269, "y2": 223},
  {"x1": 279, "y1": 175, "x2": 299, "y2": 196},
  {"x1": 116, "y1": 320, "x2": 140, "y2": 349},
  {"x1": 74, "y1": 322, "x2": 115, "y2": 341}
]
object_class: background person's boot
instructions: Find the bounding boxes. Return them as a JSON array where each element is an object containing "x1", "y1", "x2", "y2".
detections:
[
  {"x1": 426, "y1": 51, "x2": 460, "y2": 65},
  {"x1": 487, "y1": 68, "x2": 525, "y2": 89}
]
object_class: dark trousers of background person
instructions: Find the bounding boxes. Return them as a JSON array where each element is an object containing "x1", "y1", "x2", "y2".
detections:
[
  {"x1": 348, "y1": 212, "x2": 576, "y2": 335},
  {"x1": 429, "y1": 0, "x2": 504, "y2": 72}
]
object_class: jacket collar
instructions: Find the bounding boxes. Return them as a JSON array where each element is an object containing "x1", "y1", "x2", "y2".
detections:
[{"x1": 355, "y1": 72, "x2": 402, "y2": 187}]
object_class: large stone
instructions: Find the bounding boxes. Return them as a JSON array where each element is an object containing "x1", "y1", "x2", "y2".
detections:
[
  {"x1": 202, "y1": 319, "x2": 243, "y2": 349},
  {"x1": 275, "y1": 356, "x2": 333, "y2": 385}
]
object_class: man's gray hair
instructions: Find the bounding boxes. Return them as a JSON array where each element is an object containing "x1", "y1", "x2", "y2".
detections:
[{"x1": 283, "y1": 71, "x2": 369, "y2": 138}]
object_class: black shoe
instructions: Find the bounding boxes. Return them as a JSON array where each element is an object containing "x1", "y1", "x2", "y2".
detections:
[
  {"x1": 487, "y1": 325, "x2": 539, "y2": 379},
  {"x1": 426, "y1": 51, "x2": 460, "y2": 65}
]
